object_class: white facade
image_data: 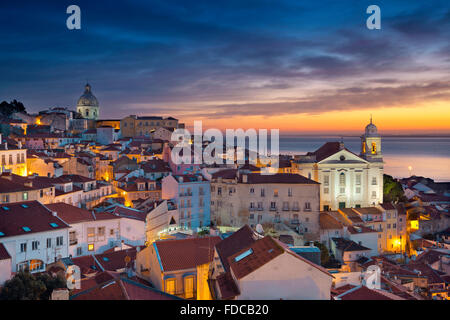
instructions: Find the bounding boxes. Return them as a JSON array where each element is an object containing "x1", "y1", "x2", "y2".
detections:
[
  {"x1": 0, "y1": 229, "x2": 69, "y2": 273},
  {"x1": 235, "y1": 251, "x2": 332, "y2": 300},
  {"x1": 68, "y1": 218, "x2": 120, "y2": 257}
]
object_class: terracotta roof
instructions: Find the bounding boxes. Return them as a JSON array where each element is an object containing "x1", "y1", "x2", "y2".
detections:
[
  {"x1": 154, "y1": 236, "x2": 221, "y2": 272},
  {"x1": 0, "y1": 201, "x2": 69, "y2": 237},
  {"x1": 336, "y1": 285, "x2": 404, "y2": 300},
  {"x1": 347, "y1": 225, "x2": 378, "y2": 234},
  {"x1": 319, "y1": 212, "x2": 343, "y2": 230},
  {"x1": 94, "y1": 247, "x2": 141, "y2": 271},
  {"x1": 112, "y1": 206, "x2": 147, "y2": 221},
  {"x1": 71, "y1": 276, "x2": 179, "y2": 300},
  {"x1": 215, "y1": 225, "x2": 259, "y2": 272},
  {"x1": 332, "y1": 238, "x2": 371, "y2": 252},
  {"x1": 0, "y1": 243, "x2": 11, "y2": 260},
  {"x1": 415, "y1": 249, "x2": 447, "y2": 265},
  {"x1": 215, "y1": 272, "x2": 240, "y2": 299},
  {"x1": 228, "y1": 236, "x2": 284, "y2": 279},
  {"x1": 46, "y1": 203, "x2": 119, "y2": 224},
  {"x1": 307, "y1": 142, "x2": 363, "y2": 162},
  {"x1": 380, "y1": 202, "x2": 396, "y2": 210},
  {"x1": 212, "y1": 169, "x2": 238, "y2": 180}
]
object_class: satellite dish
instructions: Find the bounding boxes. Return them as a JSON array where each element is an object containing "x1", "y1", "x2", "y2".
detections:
[{"x1": 255, "y1": 224, "x2": 264, "y2": 234}]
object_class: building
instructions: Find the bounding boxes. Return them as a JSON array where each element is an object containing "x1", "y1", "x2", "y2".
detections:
[
  {"x1": 144, "y1": 200, "x2": 179, "y2": 244},
  {"x1": 0, "y1": 201, "x2": 69, "y2": 275},
  {"x1": 292, "y1": 119, "x2": 383, "y2": 210},
  {"x1": 331, "y1": 238, "x2": 371, "y2": 272},
  {"x1": 210, "y1": 170, "x2": 320, "y2": 239},
  {"x1": 0, "y1": 134, "x2": 27, "y2": 176},
  {"x1": 120, "y1": 115, "x2": 179, "y2": 138},
  {"x1": 210, "y1": 226, "x2": 333, "y2": 300},
  {"x1": 162, "y1": 174, "x2": 211, "y2": 231},
  {"x1": 77, "y1": 83, "x2": 99, "y2": 120},
  {"x1": 136, "y1": 236, "x2": 221, "y2": 299},
  {"x1": 45, "y1": 203, "x2": 121, "y2": 257}
]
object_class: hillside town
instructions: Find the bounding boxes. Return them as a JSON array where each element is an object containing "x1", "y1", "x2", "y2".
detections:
[{"x1": 0, "y1": 84, "x2": 449, "y2": 300}]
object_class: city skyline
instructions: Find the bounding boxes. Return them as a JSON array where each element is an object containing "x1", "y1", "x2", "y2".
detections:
[{"x1": 0, "y1": 0, "x2": 449, "y2": 134}]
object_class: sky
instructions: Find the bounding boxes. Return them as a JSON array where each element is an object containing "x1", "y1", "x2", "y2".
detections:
[{"x1": 0, "y1": 0, "x2": 449, "y2": 135}]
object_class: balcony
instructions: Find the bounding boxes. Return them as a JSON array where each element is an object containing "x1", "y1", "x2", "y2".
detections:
[
  {"x1": 291, "y1": 219, "x2": 300, "y2": 225},
  {"x1": 269, "y1": 207, "x2": 277, "y2": 211},
  {"x1": 282, "y1": 206, "x2": 290, "y2": 211},
  {"x1": 292, "y1": 207, "x2": 300, "y2": 212}
]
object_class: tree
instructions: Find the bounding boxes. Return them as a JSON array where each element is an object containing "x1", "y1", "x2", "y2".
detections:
[
  {"x1": 313, "y1": 241, "x2": 330, "y2": 266},
  {"x1": 0, "y1": 99, "x2": 26, "y2": 118},
  {"x1": 383, "y1": 174, "x2": 406, "y2": 203},
  {"x1": 0, "y1": 270, "x2": 66, "y2": 300}
]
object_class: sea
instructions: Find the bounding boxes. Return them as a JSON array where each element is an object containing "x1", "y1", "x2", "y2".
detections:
[{"x1": 278, "y1": 136, "x2": 450, "y2": 182}]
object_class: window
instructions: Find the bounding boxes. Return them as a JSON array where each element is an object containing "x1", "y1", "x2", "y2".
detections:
[
  {"x1": 166, "y1": 279, "x2": 176, "y2": 295},
  {"x1": 1, "y1": 155, "x2": 5, "y2": 165},
  {"x1": 288, "y1": 188, "x2": 292, "y2": 197},
  {"x1": 273, "y1": 189, "x2": 278, "y2": 197},
  {"x1": 356, "y1": 187, "x2": 361, "y2": 194},
  {"x1": 261, "y1": 189, "x2": 265, "y2": 197},
  {"x1": 323, "y1": 175, "x2": 329, "y2": 186},
  {"x1": 87, "y1": 227, "x2": 95, "y2": 242},
  {"x1": 9, "y1": 154, "x2": 13, "y2": 165},
  {"x1": 22, "y1": 192, "x2": 28, "y2": 200},
  {"x1": 372, "y1": 177, "x2": 377, "y2": 185},
  {"x1": 47, "y1": 238, "x2": 51, "y2": 248},
  {"x1": 69, "y1": 231, "x2": 77, "y2": 245},
  {"x1": 32, "y1": 241, "x2": 39, "y2": 250},
  {"x1": 339, "y1": 173, "x2": 345, "y2": 186},
  {"x1": 257, "y1": 202, "x2": 263, "y2": 210},
  {"x1": 393, "y1": 223, "x2": 396, "y2": 229},
  {"x1": 77, "y1": 247, "x2": 82, "y2": 256},
  {"x1": 387, "y1": 224, "x2": 391, "y2": 229},
  {"x1": 20, "y1": 243, "x2": 27, "y2": 252},
  {"x1": 56, "y1": 236, "x2": 63, "y2": 246},
  {"x1": 355, "y1": 174, "x2": 361, "y2": 186},
  {"x1": 372, "y1": 191, "x2": 377, "y2": 198},
  {"x1": 184, "y1": 276, "x2": 194, "y2": 299},
  {"x1": 88, "y1": 244, "x2": 94, "y2": 251},
  {"x1": 304, "y1": 202, "x2": 311, "y2": 211},
  {"x1": 250, "y1": 188, "x2": 254, "y2": 194},
  {"x1": 270, "y1": 202, "x2": 276, "y2": 210},
  {"x1": 371, "y1": 142, "x2": 377, "y2": 153},
  {"x1": 249, "y1": 214, "x2": 254, "y2": 220},
  {"x1": 324, "y1": 187, "x2": 329, "y2": 194},
  {"x1": 98, "y1": 227, "x2": 105, "y2": 240},
  {"x1": 2, "y1": 195, "x2": 9, "y2": 203}
]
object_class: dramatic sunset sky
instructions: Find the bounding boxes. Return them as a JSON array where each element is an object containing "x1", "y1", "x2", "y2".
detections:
[{"x1": 0, "y1": 0, "x2": 449, "y2": 134}]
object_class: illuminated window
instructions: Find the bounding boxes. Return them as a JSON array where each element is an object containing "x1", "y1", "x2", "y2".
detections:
[
  {"x1": 339, "y1": 173, "x2": 345, "y2": 186},
  {"x1": 362, "y1": 142, "x2": 366, "y2": 153},
  {"x1": 88, "y1": 244, "x2": 94, "y2": 251},
  {"x1": 184, "y1": 276, "x2": 194, "y2": 299},
  {"x1": 371, "y1": 142, "x2": 377, "y2": 154},
  {"x1": 166, "y1": 278, "x2": 176, "y2": 295}
]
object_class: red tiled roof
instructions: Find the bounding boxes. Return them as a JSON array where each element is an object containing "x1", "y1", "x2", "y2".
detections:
[
  {"x1": 0, "y1": 243, "x2": 11, "y2": 260},
  {"x1": 0, "y1": 201, "x2": 69, "y2": 237},
  {"x1": 71, "y1": 277, "x2": 179, "y2": 300},
  {"x1": 46, "y1": 203, "x2": 119, "y2": 224},
  {"x1": 319, "y1": 212, "x2": 343, "y2": 230},
  {"x1": 307, "y1": 142, "x2": 364, "y2": 162},
  {"x1": 337, "y1": 285, "x2": 404, "y2": 300},
  {"x1": 154, "y1": 236, "x2": 221, "y2": 272},
  {"x1": 215, "y1": 225, "x2": 259, "y2": 272},
  {"x1": 228, "y1": 236, "x2": 284, "y2": 279},
  {"x1": 215, "y1": 272, "x2": 240, "y2": 299}
]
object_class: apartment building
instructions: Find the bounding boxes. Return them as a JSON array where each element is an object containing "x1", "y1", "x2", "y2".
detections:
[
  {"x1": 210, "y1": 170, "x2": 320, "y2": 239},
  {"x1": 120, "y1": 115, "x2": 179, "y2": 138}
]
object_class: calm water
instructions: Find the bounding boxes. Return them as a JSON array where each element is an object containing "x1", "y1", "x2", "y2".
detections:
[{"x1": 279, "y1": 136, "x2": 450, "y2": 182}]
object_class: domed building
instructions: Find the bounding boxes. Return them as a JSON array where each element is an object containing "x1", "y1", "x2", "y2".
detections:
[{"x1": 76, "y1": 83, "x2": 99, "y2": 120}]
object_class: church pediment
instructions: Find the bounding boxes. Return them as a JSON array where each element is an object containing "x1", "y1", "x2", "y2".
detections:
[{"x1": 318, "y1": 149, "x2": 368, "y2": 164}]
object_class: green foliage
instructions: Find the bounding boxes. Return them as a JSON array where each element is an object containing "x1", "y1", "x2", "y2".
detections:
[
  {"x1": 0, "y1": 270, "x2": 66, "y2": 300},
  {"x1": 383, "y1": 174, "x2": 406, "y2": 203},
  {"x1": 0, "y1": 100, "x2": 26, "y2": 118},
  {"x1": 313, "y1": 241, "x2": 330, "y2": 266}
]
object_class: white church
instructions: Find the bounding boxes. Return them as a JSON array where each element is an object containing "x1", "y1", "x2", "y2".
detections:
[{"x1": 292, "y1": 118, "x2": 384, "y2": 210}]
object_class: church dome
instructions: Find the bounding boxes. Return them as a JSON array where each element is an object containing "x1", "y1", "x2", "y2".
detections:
[
  {"x1": 77, "y1": 83, "x2": 99, "y2": 107},
  {"x1": 365, "y1": 117, "x2": 379, "y2": 136}
]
